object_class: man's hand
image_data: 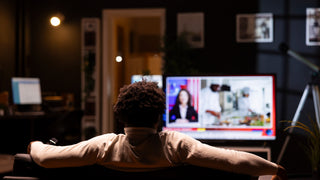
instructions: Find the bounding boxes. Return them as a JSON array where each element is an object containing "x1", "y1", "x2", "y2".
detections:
[{"x1": 271, "y1": 165, "x2": 287, "y2": 180}]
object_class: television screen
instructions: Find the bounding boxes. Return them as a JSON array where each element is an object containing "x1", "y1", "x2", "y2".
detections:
[
  {"x1": 11, "y1": 77, "x2": 42, "y2": 105},
  {"x1": 131, "y1": 75, "x2": 163, "y2": 88},
  {"x1": 163, "y1": 75, "x2": 276, "y2": 141}
]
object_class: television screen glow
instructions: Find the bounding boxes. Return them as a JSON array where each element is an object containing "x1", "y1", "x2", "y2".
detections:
[
  {"x1": 163, "y1": 75, "x2": 276, "y2": 141},
  {"x1": 11, "y1": 77, "x2": 42, "y2": 105}
]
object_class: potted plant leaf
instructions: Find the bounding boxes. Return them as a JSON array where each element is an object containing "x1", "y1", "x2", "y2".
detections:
[
  {"x1": 161, "y1": 33, "x2": 199, "y2": 75},
  {"x1": 283, "y1": 115, "x2": 320, "y2": 178}
]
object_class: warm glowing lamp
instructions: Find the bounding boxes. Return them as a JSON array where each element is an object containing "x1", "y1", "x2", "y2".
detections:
[
  {"x1": 50, "y1": 16, "x2": 61, "y2": 26},
  {"x1": 115, "y1": 55, "x2": 123, "y2": 62},
  {"x1": 50, "y1": 13, "x2": 64, "y2": 27}
]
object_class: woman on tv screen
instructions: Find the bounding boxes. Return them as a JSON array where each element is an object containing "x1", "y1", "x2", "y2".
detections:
[{"x1": 169, "y1": 89, "x2": 198, "y2": 123}]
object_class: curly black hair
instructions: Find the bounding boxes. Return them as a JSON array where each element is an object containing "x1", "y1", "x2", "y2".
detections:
[{"x1": 113, "y1": 81, "x2": 165, "y2": 128}]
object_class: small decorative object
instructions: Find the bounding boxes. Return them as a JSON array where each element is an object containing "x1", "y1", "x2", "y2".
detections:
[
  {"x1": 306, "y1": 8, "x2": 320, "y2": 46},
  {"x1": 236, "y1": 13, "x2": 273, "y2": 43},
  {"x1": 177, "y1": 12, "x2": 204, "y2": 48}
]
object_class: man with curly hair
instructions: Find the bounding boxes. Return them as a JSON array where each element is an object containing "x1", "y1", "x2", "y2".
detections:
[{"x1": 28, "y1": 81, "x2": 287, "y2": 179}]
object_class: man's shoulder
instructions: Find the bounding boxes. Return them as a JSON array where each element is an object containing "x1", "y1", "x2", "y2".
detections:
[
  {"x1": 158, "y1": 130, "x2": 201, "y2": 152},
  {"x1": 159, "y1": 130, "x2": 194, "y2": 141},
  {"x1": 159, "y1": 130, "x2": 179, "y2": 135},
  {"x1": 88, "y1": 132, "x2": 122, "y2": 142}
]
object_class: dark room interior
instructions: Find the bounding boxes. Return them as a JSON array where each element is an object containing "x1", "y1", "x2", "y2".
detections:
[{"x1": 1, "y1": 0, "x2": 320, "y2": 179}]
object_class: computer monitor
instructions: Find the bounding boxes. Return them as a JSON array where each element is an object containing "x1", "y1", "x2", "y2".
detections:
[
  {"x1": 131, "y1": 75, "x2": 163, "y2": 88},
  {"x1": 11, "y1": 77, "x2": 42, "y2": 105},
  {"x1": 163, "y1": 74, "x2": 276, "y2": 141}
]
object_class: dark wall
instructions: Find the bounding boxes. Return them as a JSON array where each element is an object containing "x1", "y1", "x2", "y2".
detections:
[
  {"x1": 26, "y1": 1, "x2": 84, "y2": 107},
  {"x1": 164, "y1": 1, "x2": 258, "y2": 74},
  {"x1": 0, "y1": 0, "x2": 16, "y2": 92}
]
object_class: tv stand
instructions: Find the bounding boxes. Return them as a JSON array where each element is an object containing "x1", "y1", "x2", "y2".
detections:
[{"x1": 218, "y1": 146, "x2": 271, "y2": 161}]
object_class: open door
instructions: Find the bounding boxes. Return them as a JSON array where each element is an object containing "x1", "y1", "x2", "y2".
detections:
[{"x1": 102, "y1": 8, "x2": 166, "y2": 133}]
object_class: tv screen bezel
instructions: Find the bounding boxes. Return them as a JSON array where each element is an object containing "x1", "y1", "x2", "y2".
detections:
[{"x1": 162, "y1": 73, "x2": 277, "y2": 142}]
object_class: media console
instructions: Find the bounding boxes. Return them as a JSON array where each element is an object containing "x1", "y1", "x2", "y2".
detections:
[{"x1": 218, "y1": 146, "x2": 271, "y2": 161}]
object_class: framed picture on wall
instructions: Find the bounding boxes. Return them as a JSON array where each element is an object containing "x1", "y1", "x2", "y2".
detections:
[
  {"x1": 236, "y1": 13, "x2": 273, "y2": 43},
  {"x1": 177, "y1": 12, "x2": 204, "y2": 48},
  {"x1": 306, "y1": 8, "x2": 320, "y2": 46}
]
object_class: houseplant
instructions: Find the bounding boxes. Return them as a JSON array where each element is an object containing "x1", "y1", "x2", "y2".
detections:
[
  {"x1": 283, "y1": 115, "x2": 320, "y2": 178},
  {"x1": 161, "y1": 33, "x2": 199, "y2": 75}
]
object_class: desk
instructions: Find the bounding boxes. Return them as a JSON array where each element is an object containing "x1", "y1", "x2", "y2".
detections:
[{"x1": 0, "y1": 110, "x2": 83, "y2": 154}]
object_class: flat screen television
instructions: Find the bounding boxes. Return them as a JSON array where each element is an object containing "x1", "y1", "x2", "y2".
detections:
[
  {"x1": 162, "y1": 74, "x2": 276, "y2": 141},
  {"x1": 11, "y1": 77, "x2": 42, "y2": 105}
]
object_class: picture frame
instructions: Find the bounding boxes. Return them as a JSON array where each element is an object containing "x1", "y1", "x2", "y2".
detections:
[
  {"x1": 306, "y1": 8, "x2": 320, "y2": 46},
  {"x1": 236, "y1": 13, "x2": 273, "y2": 43},
  {"x1": 177, "y1": 12, "x2": 204, "y2": 48}
]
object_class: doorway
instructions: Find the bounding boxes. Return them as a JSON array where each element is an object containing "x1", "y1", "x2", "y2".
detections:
[{"x1": 102, "y1": 8, "x2": 166, "y2": 133}]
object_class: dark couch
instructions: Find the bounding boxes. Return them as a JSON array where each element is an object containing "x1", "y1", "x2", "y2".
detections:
[{"x1": 3, "y1": 154, "x2": 255, "y2": 180}]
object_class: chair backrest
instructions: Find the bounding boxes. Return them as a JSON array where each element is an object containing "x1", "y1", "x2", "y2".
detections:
[{"x1": 4, "y1": 153, "x2": 253, "y2": 180}]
